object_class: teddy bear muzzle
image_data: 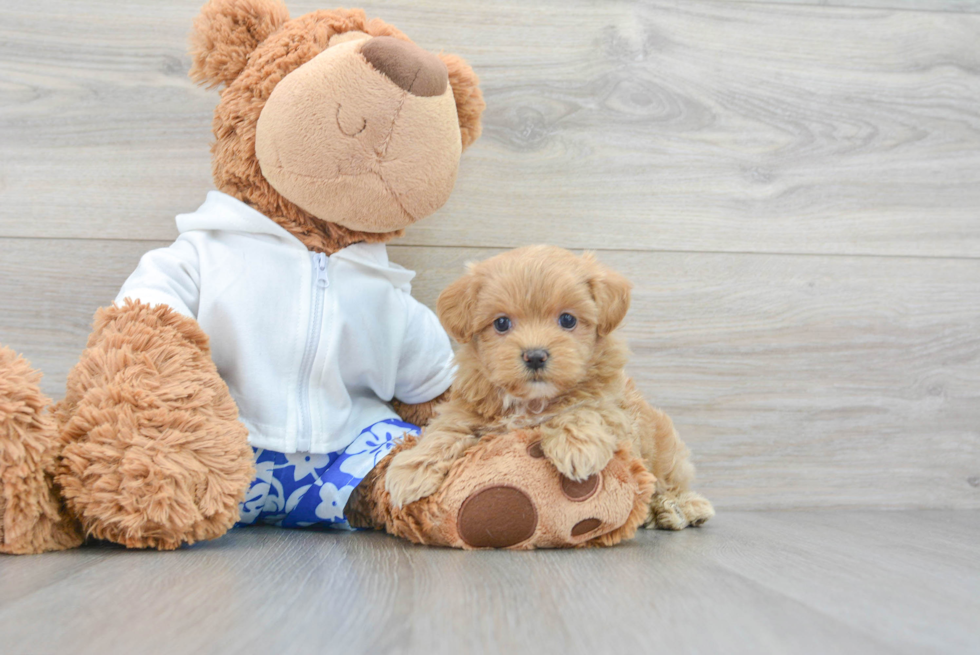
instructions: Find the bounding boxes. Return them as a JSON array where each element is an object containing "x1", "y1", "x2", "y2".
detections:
[{"x1": 254, "y1": 36, "x2": 462, "y2": 234}]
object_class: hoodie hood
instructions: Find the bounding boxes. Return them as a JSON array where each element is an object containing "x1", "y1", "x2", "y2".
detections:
[{"x1": 176, "y1": 191, "x2": 416, "y2": 291}]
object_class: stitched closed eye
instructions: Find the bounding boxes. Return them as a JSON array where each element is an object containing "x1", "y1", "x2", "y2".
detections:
[{"x1": 336, "y1": 103, "x2": 367, "y2": 137}]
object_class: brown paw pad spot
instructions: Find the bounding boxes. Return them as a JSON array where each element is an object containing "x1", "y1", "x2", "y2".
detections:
[
  {"x1": 457, "y1": 486, "x2": 538, "y2": 548},
  {"x1": 560, "y1": 474, "x2": 600, "y2": 502},
  {"x1": 526, "y1": 441, "x2": 545, "y2": 458},
  {"x1": 571, "y1": 518, "x2": 603, "y2": 537}
]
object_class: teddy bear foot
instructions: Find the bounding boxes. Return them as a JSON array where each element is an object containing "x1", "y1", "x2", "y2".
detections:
[
  {"x1": 54, "y1": 302, "x2": 255, "y2": 550},
  {"x1": 0, "y1": 347, "x2": 83, "y2": 555},
  {"x1": 349, "y1": 429, "x2": 656, "y2": 549}
]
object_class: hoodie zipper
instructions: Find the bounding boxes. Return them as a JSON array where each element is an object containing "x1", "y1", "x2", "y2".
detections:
[{"x1": 296, "y1": 252, "x2": 329, "y2": 452}]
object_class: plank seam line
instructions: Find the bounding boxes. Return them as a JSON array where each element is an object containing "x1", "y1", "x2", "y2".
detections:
[
  {"x1": 2, "y1": 235, "x2": 980, "y2": 262},
  {"x1": 395, "y1": 244, "x2": 980, "y2": 262}
]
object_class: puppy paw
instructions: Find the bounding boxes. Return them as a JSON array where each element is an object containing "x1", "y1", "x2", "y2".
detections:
[
  {"x1": 648, "y1": 495, "x2": 688, "y2": 530},
  {"x1": 648, "y1": 491, "x2": 714, "y2": 530},
  {"x1": 676, "y1": 491, "x2": 714, "y2": 527},
  {"x1": 384, "y1": 449, "x2": 448, "y2": 508},
  {"x1": 539, "y1": 427, "x2": 615, "y2": 482}
]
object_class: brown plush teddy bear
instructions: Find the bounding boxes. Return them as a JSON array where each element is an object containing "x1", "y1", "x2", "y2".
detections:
[{"x1": 0, "y1": 0, "x2": 655, "y2": 554}]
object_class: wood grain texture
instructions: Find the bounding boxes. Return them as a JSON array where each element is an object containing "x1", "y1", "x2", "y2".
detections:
[
  {"x1": 0, "y1": 511, "x2": 977, "y2": 655},
  {"x1": 1, "y1": 0, "x2": 979, "y2": 256},
  {"x1": 740, "y1": 0, "x2": 980, "y2": 14},
  {"x1": 2, "y1": 238, "x2": 977, "y2": 510}
]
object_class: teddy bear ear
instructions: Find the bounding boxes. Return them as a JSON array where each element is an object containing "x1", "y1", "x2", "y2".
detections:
[
  {"x1": 437, "y1": 267, "x2": 483, "y2": 344},
  {"x1": 189, "y1": 0, "x2": 291, "y2": 89},
  {"x1": 438, "y1": 53, "x2": 486, "y2": 151},
  {"x1": 582, "y1": 252, "x2": 633, "y2": 337}
]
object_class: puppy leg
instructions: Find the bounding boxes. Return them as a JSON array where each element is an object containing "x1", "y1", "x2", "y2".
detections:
[
  {"x1": 649, "y1": 490, "x2": 715, "y2": 530},
  {"x1": 539, "y1": 409, "x2": 619, "y2": 481},
  {"x1": 623, "y1": 383, "x2": 714, "y2": 530},
  {"x1": 385, "y1": 430, "x2": 478, "y2": 508},
  {"x1": 643, "y1": 425, "x2": 714, "y2": 529}
]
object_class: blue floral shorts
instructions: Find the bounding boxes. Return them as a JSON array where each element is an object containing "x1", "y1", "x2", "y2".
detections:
[{"x1": 238, "y1": 418, "x2": 419, "y2": 530}]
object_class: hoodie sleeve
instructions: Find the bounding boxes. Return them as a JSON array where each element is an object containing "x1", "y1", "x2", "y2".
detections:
[
  {"x1": 114, "y1": 235, "x2": 201, "y2": 318},
  {"x1": 393, "y1": 294, "x2": 456, "y2": 405}
]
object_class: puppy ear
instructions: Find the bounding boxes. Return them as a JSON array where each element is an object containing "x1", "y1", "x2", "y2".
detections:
[
  {"x1": 583, "y1": 253, "x2": 632, "y2": 337},
  {"x1": 437, "y1": 269, "x2": 482, "y2": 343},
  {"x1": 189, "y1": 0, "x2": 290, "y2": 88},
  {"x1": 438, "y1": 54, "x2": 485, "y2": 151}
]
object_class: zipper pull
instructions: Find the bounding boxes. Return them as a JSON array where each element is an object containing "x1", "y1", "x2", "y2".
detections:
[{"x1": 315, "y1": 252, "x2": 329, "y2": 288}]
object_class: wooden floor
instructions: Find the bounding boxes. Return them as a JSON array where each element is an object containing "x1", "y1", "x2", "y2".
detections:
[
  {"x1": 1, "y1": 1, "x2": 978, "y2": 652},
  {"x1": 0, "y1": 510, "x2": 976, "y2": 655}
]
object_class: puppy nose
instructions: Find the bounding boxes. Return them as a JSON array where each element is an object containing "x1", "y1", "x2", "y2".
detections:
[
  {"x1": 360, "y1": 36, "x2": 448, "y2": 97},
  {"x1": 522, "y1": 349, "x2": 549, "y2": 371}
]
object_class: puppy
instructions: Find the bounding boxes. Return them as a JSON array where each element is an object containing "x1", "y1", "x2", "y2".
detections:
[{"x1": 385, "y1": 245, "x2": 713, "y2": 529}]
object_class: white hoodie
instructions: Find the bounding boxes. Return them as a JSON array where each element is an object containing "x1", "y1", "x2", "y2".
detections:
[{"x1": 116, "y1": 191, "x2": 454, "y2": 454}]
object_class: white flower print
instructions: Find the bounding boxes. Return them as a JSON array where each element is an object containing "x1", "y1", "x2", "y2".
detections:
[
  {"x1": 240, "y1": 421, "x2": 420, "y2": 528},
  {"x1": 338, "y1": 424, "x2": 405, "y2": 478},
  {"x1": 278, "y1": 451, "x2": 329, "y2": 482},
  {"x1": 239, "y1": 481, "x2": 272, "y2": 524},
  {"x1": 314, "y1": 482, "x2": 346, "y2": 522}
]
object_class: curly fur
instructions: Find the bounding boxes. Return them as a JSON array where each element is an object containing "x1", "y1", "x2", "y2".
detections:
[
  {"x1": 52, "y1": 301, "x2": 255, "y2": 550},
  {"x1": 392, "y1": 389, "x2": 451, "y2": 427},
  {"x1": 440, "y1": 53, "x2": 485, "y2": 150},
  {"x1": 0, "y1": 348, "x2": 83, "y2": 554},
  {"x1": 189, "y1": 0, "x2": 291, "y2": 88}
]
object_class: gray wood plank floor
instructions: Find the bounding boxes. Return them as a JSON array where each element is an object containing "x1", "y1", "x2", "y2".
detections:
[{"x1": 0, "y1": 510, "x2": 976, "y2": 655}]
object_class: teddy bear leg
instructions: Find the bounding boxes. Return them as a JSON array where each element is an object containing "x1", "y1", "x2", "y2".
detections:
[
  {"x1": 0, "y1": 347, "x2": 83, "y2": 554},
  {"x1": 53, "y1": 301, "x2": 255, "y2": 550},
  {"x1": 349, "y1": 430, "x2": 656, "y2": 549}
]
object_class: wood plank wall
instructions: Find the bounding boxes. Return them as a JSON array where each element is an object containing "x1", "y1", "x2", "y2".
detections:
[{"x1": 1, "y1": 0, "x2": 978, "y2": 510}]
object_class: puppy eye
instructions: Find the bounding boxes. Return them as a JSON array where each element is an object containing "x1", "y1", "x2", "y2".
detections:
[
  {"x1": 493, "y1": 316, "x2": 512, "y2": 333},
  {"x1": 558, "y1": 313, "x2": 577, "y2": 330}
]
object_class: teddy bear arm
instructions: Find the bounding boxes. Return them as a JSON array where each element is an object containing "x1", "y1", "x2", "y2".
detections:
[
  {"x1": 54, "y1": 300, "x2": 254, "y2": 550},
  {"x1": 390, "y1": 388, "x2": 450, "y2": 427}
]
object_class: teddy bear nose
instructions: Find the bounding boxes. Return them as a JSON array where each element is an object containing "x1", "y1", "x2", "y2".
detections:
[
  {"x1": 361, "y1": 36, "x2": 448, "y2": 97},
  {"x1": 522, "y1": 349, "x2": 549, "y2": 371}
]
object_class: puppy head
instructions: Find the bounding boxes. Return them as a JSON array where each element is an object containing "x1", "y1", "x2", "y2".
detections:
[{"x1": 437, "y1": 245, "x2": 632, "y2": 401}]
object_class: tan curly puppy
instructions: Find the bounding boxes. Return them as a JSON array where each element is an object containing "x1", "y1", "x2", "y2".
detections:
[{"x1": 385, "y1": 245, "x2": 714, "y2": 529}]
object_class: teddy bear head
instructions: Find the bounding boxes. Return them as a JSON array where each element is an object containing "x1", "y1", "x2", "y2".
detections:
[{"x1": 189, "y1": 0, "x2": 485, "y2": 252}]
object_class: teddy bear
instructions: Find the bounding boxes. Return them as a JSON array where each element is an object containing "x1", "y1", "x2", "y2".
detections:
[{"x1": 0, "y1": 0, "x2": 656, "y2": 554}]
